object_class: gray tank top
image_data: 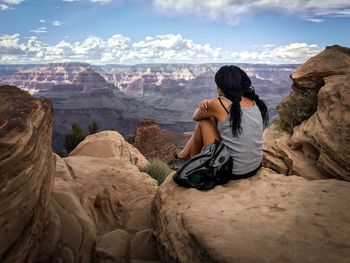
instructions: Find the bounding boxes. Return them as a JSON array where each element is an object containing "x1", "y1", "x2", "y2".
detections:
[{"x1": 217, "y1": 96, "x2": 263, "y2": 175}]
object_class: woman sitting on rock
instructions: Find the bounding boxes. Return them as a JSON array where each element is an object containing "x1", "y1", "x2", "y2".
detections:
[{"x1": 168, "y1": 65, "x2": 269, "y2": 179}]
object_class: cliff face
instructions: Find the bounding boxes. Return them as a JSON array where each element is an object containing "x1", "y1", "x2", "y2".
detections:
[
  {"x1": 0, "y1": 86, "x2": 55, "y2": 262},
  {"x1": 264, "y1": 45, "x2": 350, "y2": 181}
]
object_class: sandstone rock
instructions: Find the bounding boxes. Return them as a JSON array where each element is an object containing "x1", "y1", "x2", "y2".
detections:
[
  {"x1": 40, "y1": 133, "x2": 159, "y2": 262},
  {"x1": 289, "y1": 74, "x2": 350, "y2": 180},
  {"x1": 133, "y1": 119, "x2": 178, "y2": 162},
  {"x1": 94, "y1": 230, "x2": 130, "y2": 263},
  {"x1": 152, "y1": 169, "x2": 350, "y2": 263},
  {"x1": 263, "y1": 122, "x2": 327, "y2": 180},
  {"x1": 264, "y1": 45, "x2": 350, "y2": 181},
  {"x1": 130, "y1": 229, "x2": 159, "y2": 261},
  {"x1": 0, "y1": 85, "x2": 55, "y2": 262},
  {"x1": 70, "y1": 130, "x2": 148, "y2": 169},
  {"x1": 291, "y1": 45, "x2": 350, "y2": 90}
]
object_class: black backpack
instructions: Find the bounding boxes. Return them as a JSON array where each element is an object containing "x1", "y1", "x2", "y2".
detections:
[{"x1": 173, "y1": 140, "x2": 233, "y2": 190}]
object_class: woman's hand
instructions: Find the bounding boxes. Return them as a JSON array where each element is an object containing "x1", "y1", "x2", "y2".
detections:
[{"x1": 199, "y1": 99, "x2": 209, "y2": 115}]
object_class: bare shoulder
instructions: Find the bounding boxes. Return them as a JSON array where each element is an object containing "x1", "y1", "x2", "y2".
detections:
[{"x1": 207, "y1": 97, "x2": 230, "y2": 122}]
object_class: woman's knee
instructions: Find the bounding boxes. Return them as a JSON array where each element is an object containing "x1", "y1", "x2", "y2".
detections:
[{"x1": 198, "y1": 117, "x2": 216, "y2": 127}]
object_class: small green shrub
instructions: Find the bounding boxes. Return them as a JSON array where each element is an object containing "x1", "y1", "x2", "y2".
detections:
[
  {"x1": 64, "y1": 123, "x2": 87, "y2": 153},
  {"x1": 140, "y1": 158, "x2": 170, "y2": 185},
  {"x1": 125, "y1": 135, "x2": 135, "y2": 144},
  {"x1": 277, "y1": 90, "x2": 318, "y2": 133},
  {"x1": 88, "y1": 120, "x2": 98, "y2": 135}
]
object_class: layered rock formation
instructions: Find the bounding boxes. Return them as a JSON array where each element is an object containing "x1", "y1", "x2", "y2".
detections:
[
  {"x1": 0, "y1": 86, "x2": 160, "y2": 262},
  {"x1": 152, "y1": 169, "x2": 350, "y2": 263},
  {"x1": 133, "y1": 119, "x2": 178, "y2": 162},
  {"x1": 264, "y1": 45, "x2": 350, "y2": 181},
  {"x1": 0, "y1": 86, "x2": 55, "y2": 262},
  {"x1": 39, "y1": 132, "x2": 160, "y2": 262}
]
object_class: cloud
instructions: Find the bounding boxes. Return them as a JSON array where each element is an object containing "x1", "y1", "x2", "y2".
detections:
[
  {"x1": 0, "y1": 4, "x2": 10, "y2": 10},
  {"x1": 0, "y1": 0, "x2": 24, "y2": 11},
  {"x1": 39, "y1": 19, "x2": 46, "y2": 23},
  {"x1": 231, "y1": 43, "x2": 322, "y2": 64},
  {"x1": 305, "y1": 18, "x2": 324, "y2": 23},
  {"x1": 52, "y1": 20, "x2": 61, "y2": 26},
  {"x1": 30, "y1": 27, "x2": 48, "y2": 33},
  {"x1": 0, "y1": 33, "x2": 323, "y2": 64},
  {"x1": 128, "y1": 34, "x2": 221, "y2": 63},
  {"x1": 2, "y1": 0, "x2": 24, "y2": 4},
  {"x1": 152, "y1": 0, "x2": 350, "y2": 25}
]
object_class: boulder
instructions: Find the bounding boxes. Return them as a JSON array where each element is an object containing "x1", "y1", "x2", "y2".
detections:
[
  {"x1": 263, "y1": 122, "x2": 327, "y2": 180},
  {"x1": 152, "y1": 169, "x2": 350, "y2": 263},
  {"x1": 39, "y1": 132, "x2": 159, "y2": 262},
  {"x1": 263, "y1": 45, "x2": 350, "y2": 181},
  {"x1": 70, "y1": 130, "x2": 149, "y2": 169},
  {"x1": 289, "y1": 74, "x2": 350, "y2": 180},
  {"x1": 0, "y1": 86, "x2": 55, "y2": 262},
  {"x1": 291, "y1": 45, "x2": 350, "y2": 90}
]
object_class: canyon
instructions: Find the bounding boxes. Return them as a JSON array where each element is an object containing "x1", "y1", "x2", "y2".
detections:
[
  {"x1": 0, "y1": 62, "x2": 297, "y2": 151},
  {"x1": 0, "y1": 45, "x2": 349, "y2": 262}
]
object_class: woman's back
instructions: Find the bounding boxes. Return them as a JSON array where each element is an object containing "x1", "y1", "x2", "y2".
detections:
[{"x1": 217, "y1": 96, "x2": 263, "y2": 175}]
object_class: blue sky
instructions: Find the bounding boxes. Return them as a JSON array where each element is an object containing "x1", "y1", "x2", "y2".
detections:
[{"x1": 0, "y1": 0, "x2": 349, "y2": 64}]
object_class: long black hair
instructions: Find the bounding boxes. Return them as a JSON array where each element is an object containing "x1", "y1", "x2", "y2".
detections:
[{"x1": 214, "y1": 65, "x2": 269, "y2": 138}]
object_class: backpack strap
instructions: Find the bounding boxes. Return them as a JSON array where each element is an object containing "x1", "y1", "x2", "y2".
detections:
[{"x1": 218, "y1": 97, "x2": 229, "y2": 114}]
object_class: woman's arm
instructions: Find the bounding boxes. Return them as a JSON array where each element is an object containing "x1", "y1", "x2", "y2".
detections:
[{"x1": 192, "y1": 98, "x2": 218, "y2": 121}]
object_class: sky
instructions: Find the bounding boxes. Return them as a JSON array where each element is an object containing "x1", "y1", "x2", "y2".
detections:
[{"x1": 0, "y1": 0, "x2": 349, "y2": 64}]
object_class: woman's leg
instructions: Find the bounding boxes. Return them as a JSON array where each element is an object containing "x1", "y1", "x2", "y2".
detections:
[{"x1": 178, "y1": 117, "x2": 221, "y2": 158}]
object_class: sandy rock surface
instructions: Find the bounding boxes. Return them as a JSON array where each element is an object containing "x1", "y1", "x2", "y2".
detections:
[
  {"x1": 152, "y1": 169, "x2": 350, "y2": 263},
  {"x1": 289, "y1": 74, "x2": 350, "y2": 180},
  {"x1": 0, "y1": 86, "x2": 55, "y2": 262},
  {"x1": 263, "y1": 45, "x2": 350, "y2": 181},
  {"x1": 291, "y1": 45, "x2": 350, "y2": 90},
  {"x1": 70, "y1": 130, "x2": 149, "y2": 169},
  {"x1": 40, "y1": 131, "x2": 160, "y2": 262}
]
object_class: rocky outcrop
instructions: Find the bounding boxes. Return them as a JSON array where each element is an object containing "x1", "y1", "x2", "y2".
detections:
[
  {"x1": 291, "y1": 45, "x2": 350, "y2": 91},
  {"x1": 38, "y1": 131, "x2": 160, "y2": 263},
  {"x1": 289, "y1": 73, "x2": 350, "y2": 180},
  {"x1": 70, "y1": 130, "x2": 149, "y2": 169},
  {"x1": 152, "y1": 169, "x2": 350, "y2": 263},
  {"x1": 133, "y1": 119, "x2": 178, "y2": 162},
  {"x1": 0, "y1": 85, "x2": 160, "y2": 262},
  {"x1": 0, "y1": 85, "x2": 55, "y2": 262},
  {"x1": 264, "y1": 45, "x2": 350, "y2": 181}
]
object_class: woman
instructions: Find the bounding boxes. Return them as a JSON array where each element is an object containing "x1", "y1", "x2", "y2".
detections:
[{"x1": 168, "y1": 65, "x2": 269, "y2": 179}]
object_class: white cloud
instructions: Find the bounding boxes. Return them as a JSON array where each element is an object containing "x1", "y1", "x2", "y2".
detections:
[
  {"x1": 152, "y1": 0, "x2": 350, "y2": 25},
  {"x1": 305, "y1": 18, "x2": 324, "y2": 23},
  {"x1": 39, "y1": 19, "x2": 46, "y2": 23},
  {"x1": 129, "y1": 34, "x2": 222, "y2": 63},
  {"x1": 30, "y1": 27, "x2": 48, "y2": 34},
  {"x1": 0, "y1": 4, "x2": 10, "y2": 10},
  {"x1": 231, "y1": 43, "x2": 322, "y2": 64},
  {"x1": 0, "y1": 33, "x2": 324, "y2": 64},
  {"x1": 52, "y1": 20, "x2": 61, "y2": 26},
  {"x1": 2, "y1": 0, "x2": 24, "y2": 4},
  {"x1": 0, "y1": 0, "x2": 24, "y2": 11}
]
